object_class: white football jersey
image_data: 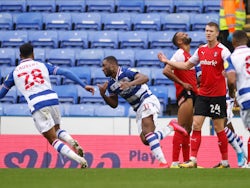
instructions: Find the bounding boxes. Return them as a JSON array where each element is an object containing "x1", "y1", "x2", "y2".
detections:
[{"x1": 225, "y1": 45, "x2": 250, "y2": 110}]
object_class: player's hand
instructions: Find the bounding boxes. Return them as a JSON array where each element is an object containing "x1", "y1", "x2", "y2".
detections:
[
  {"x1": 182, "y1": 83, "x2": 193, "y2": 90},
  {"x1": 157, "y1": 52, "x2": 168, "y2": 64},
  {"x1": 119, "y1": 81, "x2": 130, "y2": 90},
  {"x1": 97, "y1": 82, "x2": 108, "y2": 96},
  {"x1": 85, "y1": 85, "x2": 95, "y2": 95}
]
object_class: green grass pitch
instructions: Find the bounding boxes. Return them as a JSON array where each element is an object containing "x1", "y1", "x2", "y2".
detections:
[{"x1": 0, "y1": 168, "x2": 249, "y2": 188}]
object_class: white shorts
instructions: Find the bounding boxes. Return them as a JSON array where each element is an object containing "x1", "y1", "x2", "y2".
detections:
[
  {"x1": 240, "y1": 109, "x2": 250, "y2": 131},
  {"x1": 136, "y1": 95, "x2": 160, "y2": 134},
  {"x1": 226, "y1": 98, "x2": 234, "y2": 125},
  {"x1": 32, "y1": 105, "x2": 61, "y2": 133}
]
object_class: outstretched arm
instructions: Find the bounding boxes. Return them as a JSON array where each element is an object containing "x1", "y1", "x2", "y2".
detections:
[
  {"x1": 0, "y1": 72, "x2": 15, "y2": 98},
  {"x1": 56, "y1": 68, "x2": 94, "y2": 95},
  {"x1": 158, "y1": 52, "x2": 194, "y2": 70}
]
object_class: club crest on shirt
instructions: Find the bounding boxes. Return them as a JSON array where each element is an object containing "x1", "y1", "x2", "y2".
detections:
[{"x1": 214, "y1": 51, "x2": 218, "y2": 57}]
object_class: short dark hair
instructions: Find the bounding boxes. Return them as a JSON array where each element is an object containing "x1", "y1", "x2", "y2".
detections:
[
  {"x1": 172, "y1": 32, "x2": 179, "y2": 47},
  {"x1": 206, "y1": 22, "x2": 219, "y2": 31},
  {"x1": 233, "y1": 30, "x2": 249, "y2": 45},
  {"x1": 19, "y1": 43, "x2": 33, "y2": 58},
  {"x1": 103, "y1": 56, "x2": 118, "y2": 65}
]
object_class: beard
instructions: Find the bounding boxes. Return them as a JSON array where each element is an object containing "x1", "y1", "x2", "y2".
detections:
[{"x1": 183, "y1": 37, "x2": 192, "y2": 45}]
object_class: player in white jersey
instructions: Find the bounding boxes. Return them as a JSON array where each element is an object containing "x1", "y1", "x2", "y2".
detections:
[
  {"x1": 0, "y1": 43, "x2": 95, "y2": 168},
  {"x1": 97, "y1": 56, "x2": 188, "y2": 168},
  {"x1": 225, "y1": 30, "x2": 250, "y2": 168}
]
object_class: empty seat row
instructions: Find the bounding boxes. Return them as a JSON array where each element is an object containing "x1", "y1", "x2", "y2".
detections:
[
  {"x1": 0, "y1": 12, "x2": 219, "y2": 31},
  {"x1": 0, "y1": 0, "x2": 220, "y2": 13},
  {"x1": 0, "y1": 30, "x2": 206, "y2": 50}
]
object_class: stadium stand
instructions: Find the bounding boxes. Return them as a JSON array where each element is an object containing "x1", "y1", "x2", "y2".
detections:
[
  {"x1": 0, "y1": 30, "x2": 28, "y2": 48},
  {"x1": 13, "y1": 12, "x2": 43, "y2": 30},
  {"x1": 62, "y1": 66, "x2": 91, "y2": 85},
  {"x1": 72, "y1": 12, "x2": 102, "y2": 30},
  {"x1": 44, "y1": 13, "x2": 72, "y2": 30},
  {"x1": 135, "y1": 49, "x2": 162, "y2": 67},
  {"x1": 58, "y1": 30, "x2": 88, "y2": 48},
  {"x1": 28, "y1": 30, "x2": 58, "y2": 48},
  {"x1": 63, "y1": 104, "x2": 95, "y2": 117},
  {"x1": 75, "y1": 49, "x2": 104, "y2": 67},
  {"x1": 0, "y1": 48, "x2": 16, "y2": 66},
  {"x1": 160, "y1": 13, "x2": 191, "y2": 31},
  {"x1": 118, "y1": 31, "x2": 148, "y2": 49},
  {"x1": 45, "y1": 48, "x2": 76, "y2": 67},
  {"x1": 148, "y1": 31, "x2": 176, "y2": 49},
  {"x1": 3, "y1": 103, "x2": 30, "y2": 116},
  {"x1": 88, "y1": 31, "x2": 118, "y2": 48},
  {"x1": 104, "y1": 49, "x2": 135, "y2": 67},
  {"x1": 56, "y1": 0, "x2": 86, "y2": 12},
  {"x1": 26, "y1": 0, "x2": 56, "y2": 12},
  {"x1": 174, "y1": 0, "x2": 203, "y2": 13},
  {"x1": 0, "y1": 0, "x2": 26, "y2": 12},
  {"x1": 144, "y1": 0, "x2": 174, "y2": 13},
  {"x1": 115, "y1": 0, "x2": 145, "y2": 13},
  {"x1": 0, "y1": 12, "x2": 13, "y2": 30},
  {"x1": 86, "y1": 0, "x2": 115, "y2": 13},
  {"x1": 0, "y1": 86, "x2": 17, "y2": 104},
  {"x1": 132, "y1": 13, "x2": 161, "y2": 31},
  {"x1": 102, "y1": 13, "x2": 132, "y2": 31},
  {"x1": 94, "y1": 104, "x2": 126, "y2": 117},
  {"x1": 203, "y1": 0, "x2": 220, "y2": 13},
  {"x1": 52, "y1": 85, "x2": 78, "y2": 104}
]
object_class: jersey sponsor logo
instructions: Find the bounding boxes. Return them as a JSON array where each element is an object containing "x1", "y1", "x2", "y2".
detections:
[{"x1": 200, "y1": 60, "x2": 217, "y2": 66}]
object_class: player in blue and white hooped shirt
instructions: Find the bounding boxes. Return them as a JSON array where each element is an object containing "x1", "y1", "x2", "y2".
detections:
[
  {"x1": 97, "y1": 56, "x2": 187, "y2": 168},
  {"x1": 225, "y1": 30, "x2": 250, "y2": 168},
  {"x1": 0, "y1": 43, "x2": 95, "y2": 168}
]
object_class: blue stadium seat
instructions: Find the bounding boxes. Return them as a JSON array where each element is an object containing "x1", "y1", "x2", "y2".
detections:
[
  {"x1": 132, "y1": 13, "x2": 161, "y2": 31},
  {"x1": 191, "y1": 13, "x2": 219, "y2": 31},
  {"x1": 0, "y1": 66, "x2": 15, "y2": 82},
  {"x1": 49, "y1": 75, "x2": 62, "y2": 86},
  {"x1": 186, "y1": 31, "x2": 206, "y2": 48},
  {"x1": 0, "y1": 0, "x2": 26, "y2": 12},
  {"x1": 135, "y1": 49, "x2": 163, "y2": 68},
  {"x1": 118, "y1": 31, "x2": 148, "y2": 49},
  {"x1": 0, "y1": 30, "x2": 28, "y2": 48},
  {"x1": 161, "y1": 13, "x2": 190, "y2": 31},
  {"x1": 136, "y1": 67, "x2": 152, "y2": 85},
  {"x1": 53, "y1": 85, "x2": 78, "y2": 104},
  {"x1": 33, "y1": 48, "x2": 46, "y2": 62},
  {"x1": 104, "y1": 49, "x2": 135, "y2": 67},
  {"x1": 62, "y1": 66, "x2": 91, "y2": 85},
  {"x1": 151, "y1": 67, "x2": 174, "y2": 85},
  {"x1": 3, "y1": 103, "x2": 31, "y2": 116},
  {"x1": 88, "y1": 31, "x2": 118, "y2": 48},
  {"x1": 150, "y1": 85, "x2": 169, "y2": 112},
  {"x1": 72, "y1": 12, "x2": 101, "y2": 30},
  {"x1": 203, "y1": 0, "x2": 220, "y2": 13},
  {"x1": 145, "y1": 0, "x2": 174, "y2": 13},
  {"x1": 28, "y1": 30, "x2": 58, "y2": 48},
  {"x1": 45, "y1": 48, "x2": 76, "y2": 67},
  {"x1": 127, "y1": 106, "x2": 136, "y2": 117},
  {"x1": 78, "y1": 85, "x2": 104, "y2": 104},
  {"x1": 56, "y1": 0, "x2": 86, "y2": 12},
  {"x1": 86, "y1": 0, "x2": 115, "y2": 13},
  {"x1": 63, "y1": 104, "x2": 95, "y2": 117},
  {"x1": 16, "y1": 89, "x2": 26, "y2": 103},
  {"x1": 0, "y1": 13, "x2": 13, "y2": 30},
  {"x1": 44, "y1": 13, "x2": 72, "y2": 30},
  {"x1": 165, "y1": 84, "x2": 176, "y2": 104},
  {"x1": 0, "y1": 86, "x2": 17, "y2": 104},
  {"x1": 116, "y1": 0, "x2": 144, "y2": 13},
  {"x1": 94, "y1": 104, "x2": 126, "y2": 117},
  {"x1": 102, "y1": 13, "x2": 132, "y2": 31},
  {"x1": 26, "y1": 0, "x2": 56, "y2": 12},
  {"x1": 14, "y1": 12, "x2": 43, "y2": 30},
  {"x1": 175, "y1": 0, "x2": 203, "y2": 13},
  {"x1": 58, "y1": 30, "x2": 88, "y2": 48},
  {"x1": 0, "y1": 48, "x2": 16, "y2": 66},
  {"x1": 148, "y1": 31, "x2": 176, "y2": 49},
  {"x1": 91, "y1": 67, "x2": 108, "y2": 85},
  {"x1": 75, "y1": 49, "x2": 104, "y2": 67}
]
